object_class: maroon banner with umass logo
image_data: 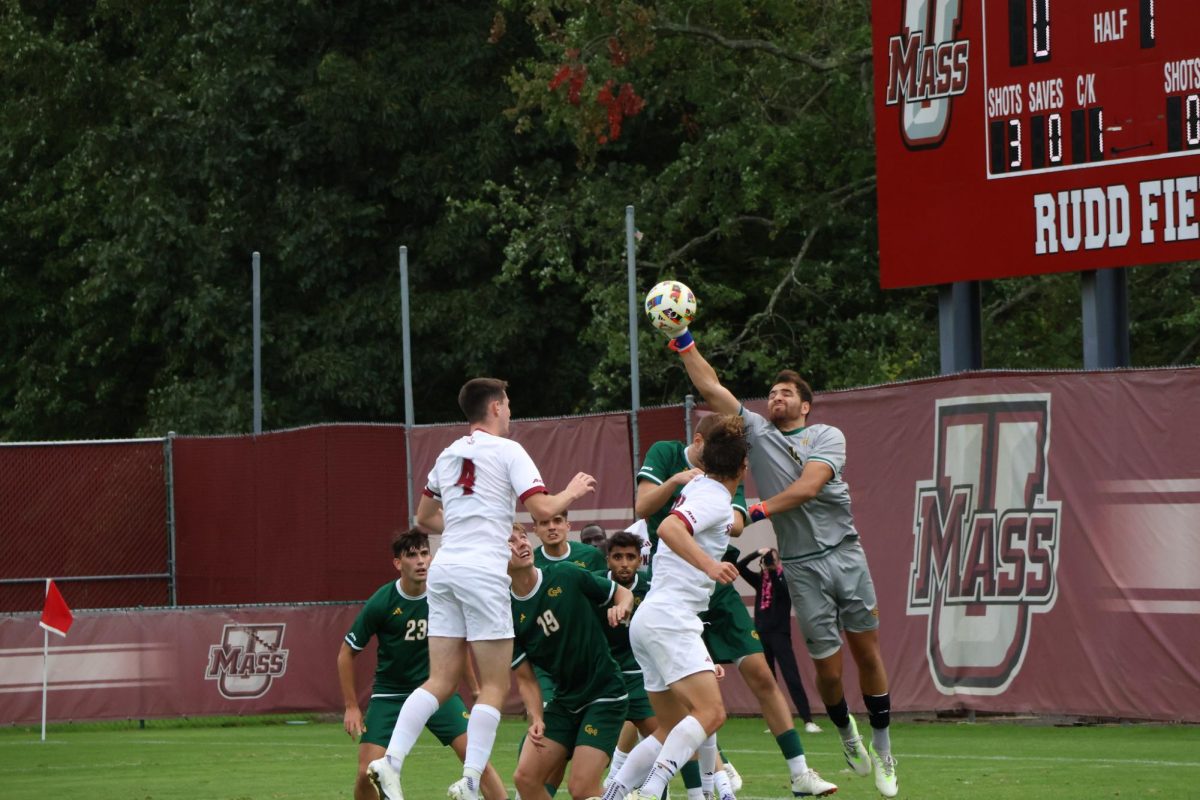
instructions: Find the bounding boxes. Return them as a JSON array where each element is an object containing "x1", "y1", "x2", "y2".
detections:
[
  {"x1": 784, "y1": 368, "x2": 1200, "y2": 720},
  {"x1": 2, "y1": 370, "x2": 1197, "y2": 722},
  {"x1": 0, "y1": 605, "x2": 372, "y2": 723}
]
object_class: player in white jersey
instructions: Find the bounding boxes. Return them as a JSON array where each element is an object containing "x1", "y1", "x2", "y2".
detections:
[
  {"x1": 668, "y1": 328, "x2": 898, "y2": 798},
  {"x1": 603, "y1": 416, "x2": 762, "y2": 800},
  {"x1": 369, "y1": 377, "x2": 596, "y2": 800}
]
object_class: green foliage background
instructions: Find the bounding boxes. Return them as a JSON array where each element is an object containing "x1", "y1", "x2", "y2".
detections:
[{"x1": 1, "y1": 0, "x2": 1196, "y2": 438}]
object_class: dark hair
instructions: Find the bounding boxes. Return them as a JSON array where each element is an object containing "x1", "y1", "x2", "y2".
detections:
[
  {"x1": 458, "y1": 378, "x2": 508, "y2": 423},
  {"x1": 392, "y1": 529, "x2": 429, "y2": 558},
  {"x1": 774, "y1": 370, "x2": 814, "y2": 405},
  {"x1": 607, "y1": 530, "x2": 644, "y2": 553},
  {"x1": 700, "y1": 415, "x2": 748, "y2": 480}
]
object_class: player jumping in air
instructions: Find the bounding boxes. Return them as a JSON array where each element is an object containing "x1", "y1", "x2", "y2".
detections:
[
  {"x1": 338, "y1": 530, "x2": 507, "y2": 800},
  {"x1": 368, "y1": 377, "x2": 596, "y2": 800},
  {"x1": 670, "y1": 328, "x2": 899, "y2": 798}
]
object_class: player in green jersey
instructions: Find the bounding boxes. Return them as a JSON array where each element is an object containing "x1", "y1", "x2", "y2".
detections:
[
  {"x1": 672, "y1": 329, "x2": 899, "y2": 798},
  {"x1": 533, "y1": 510, "x2": 608, "y2": 572},
  {"x1": 508, "y1": 526, "x2": 635, "y2": 800},
  {"x1": 595, "y1": 530, "x2": 659, "y2": 790},
  {"x1": 634, "y1": 413, "x2": 833, "y2": 799},
  {"x1": 337, "y1": 530, "x2": 507, "y2": 800}
]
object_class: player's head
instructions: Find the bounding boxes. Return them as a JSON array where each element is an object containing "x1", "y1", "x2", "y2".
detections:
[
  {"x1": 459, "y1": 377, "x2": 511, "y2": 434},
  {"x1": 767, "y1": 369, "x2": 813, "y2": 427},
  {"x1": 700, "y1": 414, "x2": 749, "y2": 481},
  {"x1": 690, "y1": 412, "x2": 726, "y2": 457},
  {"x1": 580, "y1": 524, "x2": 607, "y2": 552},
  {"x1": 606, "y1": 530, "x2": 642, "y2": 585},
  {"x1": 532, "y1": 511, "x2": 570, "y2": 548},
  {"x1": 511, "y1": 520, "x2": 528, "y2": 536},
  {"x1": 391, "y1": 529, "x2": 431, "y2": 582},
  {"x1": 507, "y1": 525, "x2": 534, "y2": 571}
]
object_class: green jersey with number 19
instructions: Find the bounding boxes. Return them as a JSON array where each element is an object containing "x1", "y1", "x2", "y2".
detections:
[{"x1": 511, "y1": 563, "x2": 627, "y2": 712}]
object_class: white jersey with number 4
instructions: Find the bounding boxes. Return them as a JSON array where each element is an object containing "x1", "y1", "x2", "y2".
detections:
[
  {"x1": 425, "y1": 430, "x2": 547, "y2": 571},
  {"x1": 646, "y1": 474, "x2": 734, "y2": 614}
]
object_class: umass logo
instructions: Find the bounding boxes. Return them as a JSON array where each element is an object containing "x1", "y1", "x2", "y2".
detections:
[
  {"x1": 205, "y1": 623, "x2": 289, "y2": 699},
  {"x1": 907, "y1": 396, "x2": 1062, "y2": 695}
]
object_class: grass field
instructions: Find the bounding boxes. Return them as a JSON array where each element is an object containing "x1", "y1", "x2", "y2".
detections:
[{"x1": 2, "y1": 714, "x2": 1197, "y2": 799}]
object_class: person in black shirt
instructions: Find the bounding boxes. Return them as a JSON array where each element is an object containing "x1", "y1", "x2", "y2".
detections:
[{"x1": 737, "y1": 547, "x2": 822, "y2": 733}]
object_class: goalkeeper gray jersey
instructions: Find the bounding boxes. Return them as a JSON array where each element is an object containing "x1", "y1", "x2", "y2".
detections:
[{"x1": 740, "y1": 406, "x2": 859, "y2": 562}]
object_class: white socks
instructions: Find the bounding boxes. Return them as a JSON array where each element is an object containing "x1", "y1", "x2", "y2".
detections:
[
  {"x1": 463, "y1": 703, "x2": 502, "y2": 777},
  {"x1": 640, "y1": 716, "x2": 707, "y2": 798},
  {"x1": 384, "y1": 687, "x2": 440, "y2": 769}
]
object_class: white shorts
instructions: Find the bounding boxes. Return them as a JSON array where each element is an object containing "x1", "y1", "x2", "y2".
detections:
[
  {"x1": 426, "y1": 561, "x2": 514, "y2": 641},
  {"x1": 629, "y1": 597, "x2": 713, "y2": 692}
]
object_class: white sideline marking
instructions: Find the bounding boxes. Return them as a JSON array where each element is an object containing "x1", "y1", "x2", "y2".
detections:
[{"x1": 721, "y1": 748, "x2": 1200, "y2": 768}]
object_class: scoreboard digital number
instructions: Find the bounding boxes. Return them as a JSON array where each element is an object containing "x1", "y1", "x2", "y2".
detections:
[{"x1": 873, "y1": 0, "x2": 1200, "y2": 288}]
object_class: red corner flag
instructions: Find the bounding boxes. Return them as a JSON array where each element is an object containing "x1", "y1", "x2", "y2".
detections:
[{"x1": 39, "y1": 580, "x2": 74, "y2": 637}]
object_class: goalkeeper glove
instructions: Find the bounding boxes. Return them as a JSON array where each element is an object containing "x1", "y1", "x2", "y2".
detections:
[
  {"x1": 668, "y1": 330, "x2": 695, "y2": 353},
  {"x1": 747, "y1": 501, "x2": 769, "y2": 522}
]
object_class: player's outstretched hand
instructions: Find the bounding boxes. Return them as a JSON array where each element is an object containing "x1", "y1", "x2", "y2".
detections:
[
  {"x1": 706, "y1": 560, "x2": 739, "y2": 584},
  {"x1": 672, "y1": 467, "x2": 703, "y2": 487},
  {"x1": 566, "y1": 472, "x2": 597, "y2": 500}
]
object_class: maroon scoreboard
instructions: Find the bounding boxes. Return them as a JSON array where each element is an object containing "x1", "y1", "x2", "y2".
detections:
[{"x1": 874, "y1": 1, "x2": 1200, "y2": 288}]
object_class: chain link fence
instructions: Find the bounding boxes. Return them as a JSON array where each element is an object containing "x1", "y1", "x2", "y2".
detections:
[{"x1": 0, "y1": 438, "x2": 171, "y2": 612}]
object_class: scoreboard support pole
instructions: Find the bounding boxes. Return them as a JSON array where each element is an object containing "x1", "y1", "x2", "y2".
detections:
[
  {"x1": 1081, "y1": 268, "x2": 1130, "y2": 369},
  {"x1": 938, "y1": 280, "x2": 982, "y2": 374}
]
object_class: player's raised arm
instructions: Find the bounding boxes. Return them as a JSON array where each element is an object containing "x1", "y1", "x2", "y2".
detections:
[
  {"x1": 522, "y1": 471, "x2": 596, "y2": 520},
  {"x1": 673, "y1": 338, "x2": 741, "y2": 416}
]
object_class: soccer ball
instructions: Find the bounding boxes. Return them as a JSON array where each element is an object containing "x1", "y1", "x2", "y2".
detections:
[{"x1": 644, "y1": 280, "x2": 697, "y2": 336}]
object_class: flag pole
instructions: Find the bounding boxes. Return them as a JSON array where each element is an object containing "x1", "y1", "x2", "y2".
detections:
[{"x1": 41, "y1": 579, "x2": 49, "y2": 742}]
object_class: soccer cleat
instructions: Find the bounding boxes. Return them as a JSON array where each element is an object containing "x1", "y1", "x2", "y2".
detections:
[
  {"x1": 791, "y1": 769, "x2": 838, "y2": 797},
  {"x1": 448, "y1": 777, "x2": 480, "y2": 800},
  {"x1": 367, "y1": 757, "x2": 404, "y2": 800},
  {"x1": 840, "y1": 716, "x2": 872, "y2": 777},
  {"x1": 723, "y1": 761, "x2": 743, "y2": 793},
  {"x1": 623, "y1": 791, "x2": 659, "y2": 800},
  {"x1": 869, "y1": 744, "x2": 898, "y2": 798},
  {"x1": 804, "y1": 721, "x2": 823, "y2": 734}
]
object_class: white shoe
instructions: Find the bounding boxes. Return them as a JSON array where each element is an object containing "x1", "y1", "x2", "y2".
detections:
[
  {"x1": 623, "y1": 791, "x2": 659, "y2": 800},
  {"x1": 804, "y1": 721, "x2": 823, "y2": 734},
  {"x1": 724, "y1": 761, "x2": 743, "y2": 793},
  {"x1": 841, "y1": 716, "x2": 872, "y2": 777},
  {"x1": 870, "y1": 744, "x2": 898, "y2": 798},
  {"x1": 791, "y1": 768, "x2": 837, "y2": 797},
  {"x1": 447, "y1": 776, "x2": 479, "y2": 800},
  {"x1": 366, "y1": 758, "x2": 404, "y2": 800}
]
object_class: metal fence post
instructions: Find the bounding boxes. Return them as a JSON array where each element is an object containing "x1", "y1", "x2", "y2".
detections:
[
  {"x1": 684, "y1": 394, "x2": 694, "y2": 442},
  {"x1": 164, "y1": 431, "x2": 178, "y2": 606}
]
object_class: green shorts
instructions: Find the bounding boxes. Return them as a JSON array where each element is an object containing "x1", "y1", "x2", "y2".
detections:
[
  {"x1": 701, "y1": 583, "x2": 764, "y2": 664},
  {"x1": 362, "y1": 692, "x2": 470, "y2": 748},
  {"x1": 622, "y1": 671, "x2": 654, "y2": 721},
  {"x1": 542, "y1": 695, "x2": 628, "y2": 756}
]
